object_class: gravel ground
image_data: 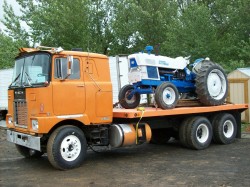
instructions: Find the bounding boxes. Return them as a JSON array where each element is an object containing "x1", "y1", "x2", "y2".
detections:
[{"x1": 0, "y1": 122, "x2": 250, "y2": 187}]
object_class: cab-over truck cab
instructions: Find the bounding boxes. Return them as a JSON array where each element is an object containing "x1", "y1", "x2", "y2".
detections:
[{"x1": 6, "y1": 47, "x2": 115, "y2": 169}]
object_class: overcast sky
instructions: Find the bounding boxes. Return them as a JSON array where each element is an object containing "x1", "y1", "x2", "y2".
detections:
[{"x1": 0, "y1": 0, "x2": 22, "y2": 31}]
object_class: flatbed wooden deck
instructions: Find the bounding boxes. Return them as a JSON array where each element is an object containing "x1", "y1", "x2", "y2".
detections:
[{"x1": 113, "y1": 104, "x2": 248, "y2": 118}]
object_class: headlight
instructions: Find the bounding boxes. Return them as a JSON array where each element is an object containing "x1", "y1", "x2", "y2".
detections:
[
  {"x1": 31, "y1": 120, "x2": 39, "y2": 131},
  {"x1": 8, "y1": 117, "x2": 13, "y2": 124}
]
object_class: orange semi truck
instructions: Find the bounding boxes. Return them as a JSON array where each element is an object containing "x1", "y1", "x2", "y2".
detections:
[{"x1": 6, "y1": 47, "x2": 248, "y2": 170}]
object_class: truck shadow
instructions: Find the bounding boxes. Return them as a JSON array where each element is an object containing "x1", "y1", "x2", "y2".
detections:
[{"x1": 8, "y1": 139, "x2": 237, "y2": 172}]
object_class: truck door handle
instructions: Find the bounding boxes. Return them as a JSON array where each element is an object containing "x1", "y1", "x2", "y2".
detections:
[{"x1": 77, "y1": 85, "x2": 85, "y2": 87}]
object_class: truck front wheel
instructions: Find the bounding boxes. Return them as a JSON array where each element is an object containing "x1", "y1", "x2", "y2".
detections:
[{"x1": 47, "y1": 125, "x2": 87, "y2": 170}]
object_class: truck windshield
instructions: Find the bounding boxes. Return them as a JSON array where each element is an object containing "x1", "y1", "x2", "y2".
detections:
[{"x1": 10, "y1": 53, "x2": 50, "y2": 87}]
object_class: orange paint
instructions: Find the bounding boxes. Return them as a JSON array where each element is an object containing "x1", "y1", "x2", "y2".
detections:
[{"x1": 6, "y1": 49, "x2": 113, "y2": 134}]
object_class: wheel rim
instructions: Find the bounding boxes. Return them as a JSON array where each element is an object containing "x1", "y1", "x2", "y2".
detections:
[
  {"x1": 60, "y1": 135, "x2": 81, "y2": 161},
  {"x1": 162, "y1": 87, "x2": 176, "y2": 105},
  {"x1": 125, "y1": 90, "x2": 137, "y2": 104},
  {"x1": 207, "y1": 69, "x2": 227, "y2": 100},
  {"x1": 223, "y1": 120, "x2": 234, "y2": 138},
  {"x1": 196, "y1": 124, "x2": 209, "y2": 143}
]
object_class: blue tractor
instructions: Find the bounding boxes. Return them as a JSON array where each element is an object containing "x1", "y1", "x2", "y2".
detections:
[{"x1": 118, "y1": 46, "x2": 228, "y2": 109}]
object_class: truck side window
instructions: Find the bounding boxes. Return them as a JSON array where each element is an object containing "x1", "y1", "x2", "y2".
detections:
[{"x1": 54, "y1": 58, "x2": 80, "y2": 79}]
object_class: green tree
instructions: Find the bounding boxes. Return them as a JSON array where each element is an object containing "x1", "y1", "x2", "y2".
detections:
[
  {"x1": 0, "y1": 31, "x2": 21, "y2": 69},
  {"x1": 0, "y1": 0, "x2": 28, "y2": 69},
  {"x1": 13, "y1": 0, "x2": 90, "y2": 50},
  {"x1": 3, "y1": 0, "x2": 118, "y2": 54},
  {"x1": 111, "y1": 0, "x2": 177, "y2": 55},
  {"x1": 1, "y1": 0, "x2": 249, "y2": 72},
  {"x1": 108, "y1": 0, "x2": 136, "y2": 55},
  {"x1": 2, "y1": 0, "x2": 29, "y2": 45},
  {"x1": 209, "y1": 0, "x2": 250, "y2": 70},
  {"x1": 87, "y1": 0, "x2": 115, "y2": 54},
  {"x1": 162, "y1": 4, "x2": 217, "y2": 60}
]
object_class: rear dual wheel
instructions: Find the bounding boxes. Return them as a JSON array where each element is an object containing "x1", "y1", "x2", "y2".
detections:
[
  {"x1": 179, "y1": 116, "x2": 212, "y2": 150},
  {"x1": 179, "y1": 113, "x2": 237, "y2": 149},
  {"x1": 211, "y1": 113, "x2": 237, "y2": 144}
]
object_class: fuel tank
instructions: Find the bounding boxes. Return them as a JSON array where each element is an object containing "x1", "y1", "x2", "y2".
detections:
[{"x1": 109, "y1": 123, "x2": 151, "y2": 148}]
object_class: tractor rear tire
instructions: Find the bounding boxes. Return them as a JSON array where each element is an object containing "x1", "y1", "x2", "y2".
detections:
[
  {"x1": 155, "y1": 82, "x2": 179, "y2": 109},
  {"x1": 118, "y1": 85, "x2": 141, "y2": 109},
  {"x1": 195, "y1": 61, "x2": 228, "y2": 106}
]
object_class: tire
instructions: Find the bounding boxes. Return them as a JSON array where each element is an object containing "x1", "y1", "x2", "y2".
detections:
[
  {"x1": 15, "y1": 145, "x2": 44, "y2": 158},
  {"x1": 47, "y1": 125, "x2": 87, "y2": 170},
  {"x1": 155, "y1": 82, "x2": 179, "y2": 109},
  {"x1": 150, "y1": 128, "x2": 171, "y2": 144},
  {"x1": 212, "y1": 113, "x2": 237, "y2": 144},
  {"x1": 185, "y1": 116, "x2": 212, "y2": 150},
  {"x1": 179, "y1": 117, "x2": 196, "y2": 148},
  {"x1": 118, "y1": 84, "x2": 140, "y2": 109},
  {"x1": 195, "y1": 61, "x2": 228, "y2": 106}
]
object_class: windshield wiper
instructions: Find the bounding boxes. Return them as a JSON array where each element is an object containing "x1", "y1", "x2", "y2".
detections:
[
  {"x1": 23, "y1": 72, "x2": 33, "y2": 87},
  {"x1": 10, "y1": 73, "x2": 21, "y2": 86}
]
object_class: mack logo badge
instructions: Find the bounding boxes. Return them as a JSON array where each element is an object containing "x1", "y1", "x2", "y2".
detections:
[{"x1": 15, "y1": 91, "x2": 24, "y2": 94}]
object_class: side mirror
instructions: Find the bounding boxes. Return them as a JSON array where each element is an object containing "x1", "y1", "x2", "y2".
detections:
[{"x1": 55, "y1": 56, "x2": 74, "y2": 80}]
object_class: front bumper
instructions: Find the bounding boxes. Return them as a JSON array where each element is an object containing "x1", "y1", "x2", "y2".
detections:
[{"x1": 6, "y1": 130, "x2": 41, "y2": 151}]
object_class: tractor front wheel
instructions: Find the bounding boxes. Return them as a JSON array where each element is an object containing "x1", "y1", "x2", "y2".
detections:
[
  {"x1": 118, "y1": 84, "x2": 140, "y2": 109},
  {"x1": 155, "y1": 82, "x2": 179, "y2": 109}
]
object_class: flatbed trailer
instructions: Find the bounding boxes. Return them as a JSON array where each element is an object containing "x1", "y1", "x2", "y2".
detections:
[
  {"x1": 113, "y1": 103, "x2": 248, "y2": 119},
  {"x1": 112, "y1": 103, "x2": 248, "y2": 148}
]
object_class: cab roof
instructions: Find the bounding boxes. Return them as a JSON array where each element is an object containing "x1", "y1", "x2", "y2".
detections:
[{"x1": 18, "y1": 47, "x2": 108, "y2": 59}]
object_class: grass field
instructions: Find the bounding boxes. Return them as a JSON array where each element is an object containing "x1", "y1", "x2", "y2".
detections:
[{"x1": 242, "y1": 123, "x2": 250, "y2": 132}]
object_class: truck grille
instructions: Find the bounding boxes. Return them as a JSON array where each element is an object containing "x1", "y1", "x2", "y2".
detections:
[{"x1": 14, "y1": 101, "x2": 28, "y2": 128}]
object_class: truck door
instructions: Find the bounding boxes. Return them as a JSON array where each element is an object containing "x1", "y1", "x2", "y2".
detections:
[{"x1": 52, "y1": 57, "x2": 85, "y2": 116}]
